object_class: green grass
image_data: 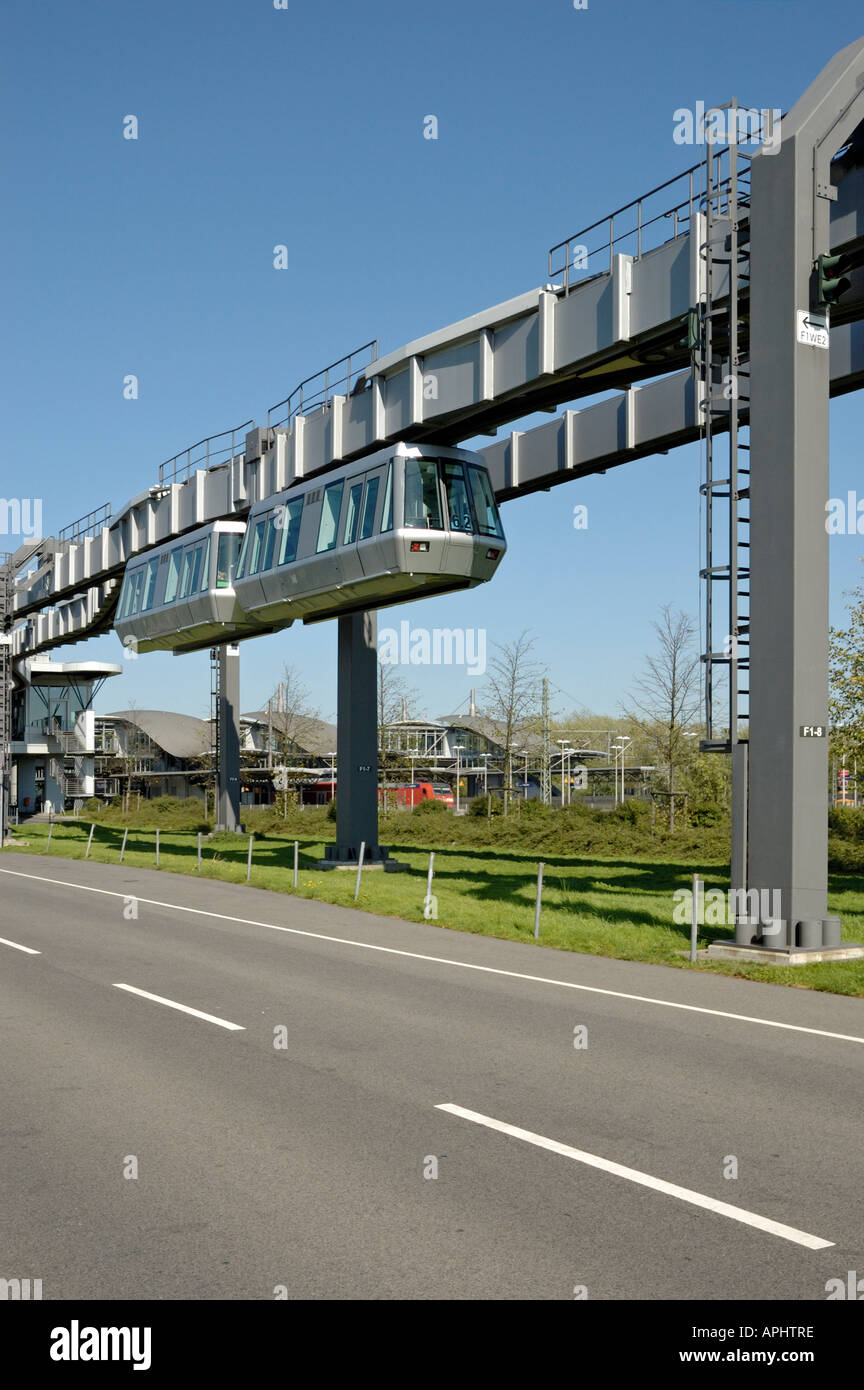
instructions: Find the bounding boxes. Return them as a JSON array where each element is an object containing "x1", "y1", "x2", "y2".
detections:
[{"x1": 7, "y1": 820, "x2": 864, "y2": 997}]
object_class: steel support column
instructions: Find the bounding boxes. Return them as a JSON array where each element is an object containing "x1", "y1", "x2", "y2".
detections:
[
  {"x1": 216, "y1": 642, "x2": 242, "y2": 833},
  {"x1": 326, "y1": 611, "x2": 389, "y2": 864},
  {"x1": 748, "y1": 38, "x2": 864, "y2": 947}
]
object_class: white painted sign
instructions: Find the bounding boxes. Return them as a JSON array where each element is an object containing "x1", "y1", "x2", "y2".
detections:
[{"x1": 796, "y1": 310, "x2": 829, "y2": 349}]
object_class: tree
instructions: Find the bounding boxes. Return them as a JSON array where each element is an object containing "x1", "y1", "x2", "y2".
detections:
[
  {"x1": 377, "y1": 662, "x2": 419, "y2": 785},
  {"x1": 483, "y1": 630, "x2": 544, "y2": 814},
  {"x1": 265, "y1": 664, "x2": 320, "y2": 812},
  {"x1": 829, "y1": 581, "x2": 864, "y2": 782},
  {"x1": 624, "y1": 605, "x2": 701, "y2": 830}
]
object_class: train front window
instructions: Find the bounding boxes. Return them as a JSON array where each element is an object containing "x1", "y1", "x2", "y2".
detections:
[
  {"x1": 359, "y1": 475, "x2": 380, "y2": 539},
  {"x1": 442, "y1": 461, "x2": 475, "y2": 533},
  {"x1": 316, "y1": 481, "x2": 344, "y2": 553},
  {"x1": 277, "y1": 498, "x2": 303, "y2": 565},
  {"x1": 216, "y1": 533, "x2": 241, "y2": 588},
  {"x1": 343, "y1": 482, "x2": 363, "y2": 545},
  {"x1": 404, "y1": 458, "x2": 442, "y2": 529},
  {"x1": 467, "y1": 465, "x2": 504, "y2": 538}
]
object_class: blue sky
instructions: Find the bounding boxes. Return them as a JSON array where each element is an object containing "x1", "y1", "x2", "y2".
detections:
[{"x1": 2, "y1": 0, "x2": 863, "y2": 725}]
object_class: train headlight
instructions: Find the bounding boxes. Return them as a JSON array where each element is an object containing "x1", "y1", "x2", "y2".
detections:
[
  {"x1": 486, "y1": 548, "x2": 500, "y2": 559},
  {"x1": 410, "y1": 541, "x2": 430, "y2": 552}
]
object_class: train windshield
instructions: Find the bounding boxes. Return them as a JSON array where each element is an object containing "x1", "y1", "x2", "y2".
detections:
[
  {"x1": 467, "y1": 465, "x2": 503, "y2": 538},
  {"x1": 442, "y1": 462, "x2": 474, "y2": 533},
  {"x1": 404, "y1": 458, "x2": 443, "y2": 529}
]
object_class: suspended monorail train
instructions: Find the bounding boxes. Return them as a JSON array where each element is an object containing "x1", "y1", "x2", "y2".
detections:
[{"x1": 113, "y1": 442, "x2": 506, "y2": 654}]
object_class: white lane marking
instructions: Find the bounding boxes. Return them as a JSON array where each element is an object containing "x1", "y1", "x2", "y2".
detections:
[
  {"x1": 113, "y1": 983, "x2": 245, "y2": 1031},
  {"x1": 0, "y1": 934, "x2": 41, "y2": 955},
  {"x1": 437, "y1": 1103, "x2": 834, "y2": 1251},
  {"x1": 1, "y1": 865, "x2": 862, "y2": 1047}
]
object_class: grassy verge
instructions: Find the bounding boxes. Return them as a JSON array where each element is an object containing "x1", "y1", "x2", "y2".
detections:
[{"x1": 7, "y1": 820, "x2": 864, "y2": 998}]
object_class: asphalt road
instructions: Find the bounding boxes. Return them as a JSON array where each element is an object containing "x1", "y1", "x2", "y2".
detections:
[{"x1": 1, "y1": 850, "x2": 863, "y2": 1301}]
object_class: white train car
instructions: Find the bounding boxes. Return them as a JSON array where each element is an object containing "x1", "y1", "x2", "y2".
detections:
[
  {"x1": 233, "y1": 442, "x2": 506, "y2": 626},
  {"x1": 113, "y1": 442, "x2": 506, "y2": 653}
]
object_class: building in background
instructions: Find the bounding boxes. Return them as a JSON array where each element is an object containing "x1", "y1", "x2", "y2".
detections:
[{"x1": 11, "y1": 658, "x2": 122, "y2": 816}]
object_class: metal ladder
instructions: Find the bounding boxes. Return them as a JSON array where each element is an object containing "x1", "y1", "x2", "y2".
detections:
[{"x1": 696, "y1": 105, "x2": 754, "y2": 752}]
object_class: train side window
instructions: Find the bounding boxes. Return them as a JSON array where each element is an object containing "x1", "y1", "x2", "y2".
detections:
[
  {"x1": 442, "y1": 461, "x2": 475, "y2": 533},
  {"x1": 342, "y1": 482, "x2": 363, "y2": 545},
  {"x1": 467, "y1": 465, "x2": 504, "y2": 538},
  {"x1": 359, "y1": 475, "x2": 380, "y2": 540},
  {"x1": 316, "y1": 480, "x2": 344, "y2": 553},
  {"x1": 404, "y1": 458, "x2": 442, "y2": 529},
  {"x1": 381, "y1": 463, "x2": 393, "y2": 533},
  {"x1": 260, "y1": 515, "x2": 278, "y2": 572},
  {"x1": 179, "y1": 545, "x2": 200, "y2": 599},
  {"x1": 199, "y1": 535, "x2": 211, "y2": 591},
  {"x1": 247, "y1": 519, "x2": 266, "y2": 576},
  {"x1": 164, "y1": 546, "x2": 183, "y2": 603},
  {"x1": 277, "y1": 498, "x2": 304, "y2": 565},
  {"x1": 129, "y1": 569, "x2": 144, "y2": 615},
  {"x1": 141, "y1": 557, "x2": 159, "y2": 611},
  {"x1": 216, "y1": 532, "x2": 241, "y2": 588},
  {"x1": 235, "y1": 525, "x2": 251, "y2": 580},
  {"x1": 117, "y1": 572, "x2": 133, "y2": 620}
]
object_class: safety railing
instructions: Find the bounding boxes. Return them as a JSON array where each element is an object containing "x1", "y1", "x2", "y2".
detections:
[
  {"x1": 547, "y1": 114, "x2": 774, "y2": 294},
  {"x1": 267, "y1": 340, "x2": 379, "y2": 431},
  {"x1": 58, "y1": 503, "x2": 112, "y2": 543},
  {"x1": 158, "y1": 420, "x2": 253, "y2": 487}
]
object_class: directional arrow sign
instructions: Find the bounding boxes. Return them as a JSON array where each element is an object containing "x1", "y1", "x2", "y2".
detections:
[{"x1": 796, "y1": 310, "x2": 829, "y2": 349}]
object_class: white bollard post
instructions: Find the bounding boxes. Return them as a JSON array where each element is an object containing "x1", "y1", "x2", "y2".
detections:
[
  {"x1": 246, "y1": 834, "x2": 253, "y2": 882},
  {"x1": 85, "y1": 823, "x2": 95, "y2": 859},
  {"x1": 690, "y1": 873, "x2": 701, "y2": 962},
  {"x1": 354, "y1": 840, "x2": 366, "y2": 902},
  {"x1": 293, "y1": 840, "x2": 299, "y2": 889},
  {"x1": 425, "y1": 851, "x2": 435, "y2": 920},
  {"x1": 534, "y1": 862, "x2": 545, "y2": 938},
  {"x1": 155, "y1": 828, "x2": 160, "y2": 868},
  {"x1": 197, "y1": 831, "x2": 202, "y2": 872},
  {"x1": 120, "y1": 828, "x2": 128, "y2": 863},
  {"x1": 46, "y1": 820, "x2": 53, "y2": 851}
]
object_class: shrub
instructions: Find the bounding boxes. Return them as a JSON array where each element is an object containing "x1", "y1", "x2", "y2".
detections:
[{"x1": 413, "y1": 797, "x2": 449, "y2": 815}]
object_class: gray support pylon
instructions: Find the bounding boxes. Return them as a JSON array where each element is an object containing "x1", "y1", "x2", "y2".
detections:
[
  {"x1": 0, "y1": 555, "x2": 12, "y2": 843},
  {"x1": 730, "y1": 741, "x2": 749, "y2": 943},
  {"x1": 327, "y1": 611, "x2": 387, "y2": 863},
  {"x1": 748, "y1": 38, "x2": 864, "y2": 943},
  {"x1": 216, "y1": 643, "x2": 242, "y2": 833}
]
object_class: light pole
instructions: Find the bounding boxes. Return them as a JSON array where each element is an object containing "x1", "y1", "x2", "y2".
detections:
[
  {"x1": 612, "y1": 736, "x2": 631, "y2": 804},
  {"x1": 454, "y1": 745, "x2": 463, "y2": 813},
  {"x1": 564, "y1": 747, "x2": 578, "y2": 805},
  {"x1": 328, "y1": 751, "x2": 337, "y2": 804},
  {"x1": 558, "y1": 739, "x2": 572, "y2": 806},
  {"x1": 481, "y1": 752, "x2": 490, "y2": 797}
]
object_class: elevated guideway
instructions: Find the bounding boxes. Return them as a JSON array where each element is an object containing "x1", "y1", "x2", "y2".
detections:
[
  {"x1": 4, "y1": 39, "x2": 864, "y2": 946},
  {"x1": 10, "y1": 142, "x2": 864, "y2": 658}
]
